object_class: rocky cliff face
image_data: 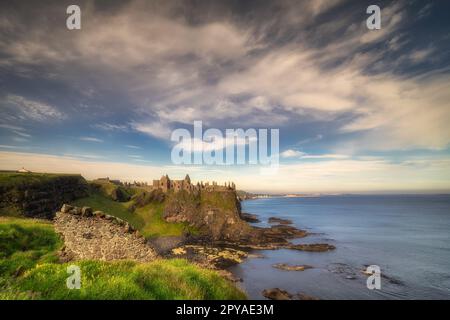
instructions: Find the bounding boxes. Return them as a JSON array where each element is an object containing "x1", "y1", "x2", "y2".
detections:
[
  {"x1": 163, "y1": 189, "x2": 255, "y2": 242},
  {"x1": 0, "y1": 174, "x2": 88, "y2": 219}
]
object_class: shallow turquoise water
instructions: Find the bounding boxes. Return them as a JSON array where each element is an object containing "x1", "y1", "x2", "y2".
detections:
[{"x1": 230, "y1": 195, "x2": 450, "y2": 299}]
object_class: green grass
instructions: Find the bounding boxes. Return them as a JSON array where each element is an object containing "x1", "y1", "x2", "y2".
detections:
[
  {"x1": 2, "y1": 259, "x2": 245, "y2": 300},
  {"x1": 0, "y1": 217, "x2": 245, "y2": 300},
  {"x1": 201, "y1": 191, "x2": 237, "y2": 211},
  {"x1": 71, "y1": 192, "x2": 144, "y2": 229},
  {"x1": 0, "y1": 217, "x2": 62, "y2": 291},
  {"x1": 0, "y1": 171, "x2": 81, "y2": 188},
  {"x1": 136, "y1": 203, "x2": 193, "y2": 238},
  {"x1": 71, "y1": 191, "x2": 196, "y2": 238}
]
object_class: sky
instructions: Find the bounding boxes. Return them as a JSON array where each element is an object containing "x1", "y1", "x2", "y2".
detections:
[{"x1": 1, "y1": 0, "x2": 450, "y2": 193}]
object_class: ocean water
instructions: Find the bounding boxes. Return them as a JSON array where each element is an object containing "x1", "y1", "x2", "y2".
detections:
[{"x1": 229, "y1": 195, "x2": 450, "y2": 300}]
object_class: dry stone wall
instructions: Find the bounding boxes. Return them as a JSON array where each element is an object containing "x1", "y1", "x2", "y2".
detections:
[{"x1": 54, "y1": 204, "x2": 157, "y2": 262}]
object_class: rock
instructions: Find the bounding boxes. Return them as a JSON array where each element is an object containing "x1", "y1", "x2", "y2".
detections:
[
  {"x1": 287, "y1": 243, "x2": 335, "y2": 252},
  {"x1": 268, "y1": 217, "x2": 293, "y2": 225},
  {"x1": 295, "y1": 293, "x2": 319, "y2": 300},
  {"x1": 262, "y1": 288, "x2": 292, "y2": 300},
  {"x1": 110, "y1": 187, "x2": 131, "y2": 202},
  {"x1": 247, "y1": 252, "x2": 265, "y2": 258},
  {"x1": 172, "y1": 247, "x2": 187, "y2": 255},
  {"x1": 258, "y1": 225, "x2": 308, "y2": 244},
  {"x1": 61, "y1": 204, "x2": 73, "y2": 213},
  {"x1": 241, "y1": 212, "x2": 261, "y2": 223},
  {"x1": 273, "y1": 263, "x2": 313, "y2": 271},
  {"x1": 148, "y1": 236, "x2": 186, "y2": 255},
  {"x1": 124, "y1": 223, "x2": 133, "y2": 233},
  {"x1": 81, "y1": 206, "x2": 93, "y2": 217},
  {"x1": 112, "y1": 217, "x2": 123, "y2": 225},
  {"x1": 176, "y1": 245, "x2": 248, "y2": 269},
  {"x1": 70, "y1": 207, "x2": 82, "y2": 215},
  {"x1": 93, "y1": 210, "x2": 105, "y2": 218}
]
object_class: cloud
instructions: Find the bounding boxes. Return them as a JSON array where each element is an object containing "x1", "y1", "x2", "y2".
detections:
[
  {"x1": 301, "y1": 154, "x2": 349, "y2": 159},
  {"x1": 0, "y1": 0, "x2": 449, "y2": 155},
  {"x1": 92, "y1": 123, "x2": 129, "y2": 131},
  {"x1": 0, "y1": 124, "x2": 26, "y2": 131},
  {"x1": 3, "y1": 95, "x2": 65, "y2": 121},
  {"x1": 131, "y1": 121, "x2": 172, "y2": 140},
  {"x1": 280, "y1": 150, "x2": 348, "y2": 160},
  {"x1": 1, "y1": 151, "x2": 448, "y2": 193},
  {"x1": 79, "y1": 136, "x2": 103, "y2": 143},
  {"x1": 281, "y1": 149, "x2": 305, "y2": 158},
  {"x1": 126, "y1": 145, "x2": 141, "y2": 149},
  {"x1": 63, "y1": 153, "x2": 105, "y2": 160}
]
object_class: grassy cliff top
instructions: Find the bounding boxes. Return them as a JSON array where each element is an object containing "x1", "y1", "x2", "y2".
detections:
[
  {"x1": 0, "y1": 217, "x2": 245, "y2": 300},
  {"x1": 0, "y1": 171, "x2": 84, "y2": 187}
]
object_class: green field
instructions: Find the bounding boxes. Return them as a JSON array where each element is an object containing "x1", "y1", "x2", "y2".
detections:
[{"x1": 0, "y1": 217, "x2": 245, "y2": 300}]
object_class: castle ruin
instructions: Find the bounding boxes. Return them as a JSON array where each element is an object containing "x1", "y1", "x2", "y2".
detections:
[{"x1": 152, "y1": 174, "x2": 235, "y2": 193}]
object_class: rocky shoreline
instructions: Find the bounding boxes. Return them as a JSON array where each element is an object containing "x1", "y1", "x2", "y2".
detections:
[{"x1": 53, "y1": 203, "x2": 336, "y2": 299}]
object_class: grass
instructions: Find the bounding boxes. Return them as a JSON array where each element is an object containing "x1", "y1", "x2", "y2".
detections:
[
  {"x1": 0, "y1": 217, "x2": 62, "y2": 291},
  {"x1": 3, "y1": 259, "x2": 245, "y2": 300},
  {"x1": 71, "y1": 192, "x2": 144, "y2": 229},
  {"x1": 0, "y1": 171, "x2": 81, "y2": 188},
  {"x1": 201, "y1": 191, "x2": 237, "y2": 211},
  {"x1": 71, "y1": 190, "x2": 196, "y2": 238},
  {"x1": 0, "y1": 217, "x2": 246, "y2": 300}
]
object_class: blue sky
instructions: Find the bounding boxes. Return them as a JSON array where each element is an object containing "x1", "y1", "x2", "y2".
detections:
[{"x1": 1, "y1": 0, "x2": 450, "y2": 193}]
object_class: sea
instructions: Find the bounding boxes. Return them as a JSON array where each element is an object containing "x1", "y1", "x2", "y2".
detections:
[{"x1": 229, "y1": 194, "x2": 450, "y2": 299}]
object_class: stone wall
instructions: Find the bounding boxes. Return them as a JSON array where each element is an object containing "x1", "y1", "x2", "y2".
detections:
[
  {"x1": 0, "y1": 175, "x2": 88, "y2": 219},
  {"x1": 54, "y1": 204, "x2": 157, "y2": 262}
]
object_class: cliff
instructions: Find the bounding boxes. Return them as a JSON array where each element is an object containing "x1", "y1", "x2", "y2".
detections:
[
  {"x1": 163, "y1": 189, "x2": 254, "y2": 242},
  {"x1": 0, "y1": 172, "x2": 88, "y2": 219}
]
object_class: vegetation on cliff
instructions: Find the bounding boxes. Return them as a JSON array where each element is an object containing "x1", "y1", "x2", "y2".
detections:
[
  {"x1": 71, "y1": 184, "x2": 196, "y2": 238},
  {"x1": 0, "y1": 217, "x2": 245, "y2": 300},
  {"x1": 0, "y1": 171, "x2": 88, "y2": 219}
]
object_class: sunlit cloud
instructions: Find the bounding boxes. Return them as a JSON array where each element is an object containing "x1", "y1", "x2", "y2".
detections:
[{"x1": 79, "y1": 136, "x2": 103, "y2": 143}]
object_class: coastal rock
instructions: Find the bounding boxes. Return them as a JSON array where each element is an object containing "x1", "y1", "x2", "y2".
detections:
[
  {"x1": 258, "y1": 224, "x2": 308, "y2": 244},
  {"x1": 148, "y1": 236, "x2": 187, "y2": 255},
  {"x1": 171, "y1": 245, "x2": 248, "y2": 268},
  {"x1": 240, "y1": 212, "x2": 261, "y2": 223},
  {"x1": 262, "y1": 288, "x2": 292, "y2": 300},
  {"x1": 262, "y1": 288, "x2": 319, "y2": 300},
  {"x1": 273, "y1": 263, "x2": 313, "y2": 271},
  {"x1": 287, "y1": 243, "x2": 335, "y2": 252},
  {"x1": 295, "y1": 293, "x2": 319, "y2": 300},
  {"x1": 268, "y1": 217, "x2": 293, "y2": 225}
]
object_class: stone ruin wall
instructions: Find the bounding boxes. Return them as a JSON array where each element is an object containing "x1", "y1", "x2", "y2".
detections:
[{"x1": 54, "y1": 204, "x2": 157, "y2": 262}]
